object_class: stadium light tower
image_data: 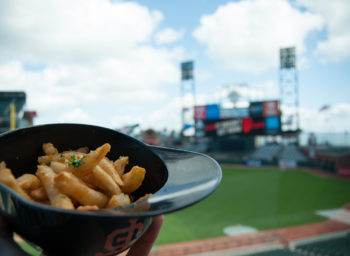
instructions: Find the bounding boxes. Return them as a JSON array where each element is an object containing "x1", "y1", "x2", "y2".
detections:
[
  {"x1": 180, "y1": 61, "x2": 196, "y2": 136},
  {"x1": 279, "y1": 47, "x2": 299, "y2": 144}
]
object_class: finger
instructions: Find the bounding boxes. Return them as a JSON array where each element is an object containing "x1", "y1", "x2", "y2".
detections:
[{"x1": 126, "y1": 215, "x2": 164, "y2": 256}]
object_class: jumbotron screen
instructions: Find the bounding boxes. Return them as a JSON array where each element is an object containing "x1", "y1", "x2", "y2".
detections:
[{"x1": 194, "y1": 101, "x2": 281, "y2": 137}]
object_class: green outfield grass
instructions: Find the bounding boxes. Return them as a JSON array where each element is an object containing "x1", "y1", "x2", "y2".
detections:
[{"x1": 155, "y1": 166, "x2": 350, "y2": 245}]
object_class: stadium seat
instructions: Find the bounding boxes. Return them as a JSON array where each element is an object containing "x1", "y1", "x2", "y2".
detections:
[{"x1": 295, "y1": 233, "x2": 350, "y2": 256}]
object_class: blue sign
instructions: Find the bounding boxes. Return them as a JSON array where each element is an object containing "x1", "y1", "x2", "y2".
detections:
[
  {"x1": 220, "y1": 108, "x2": 249, "y2": 119},
  {"x1": 206, "y1": 104, "x2": 220, "y2": 120},
  {"x1": 183, "y1": 124, "x2": 192, "y2": 130},
  {"x1": 266, "y1": 116, "x2": 280, "y2": 130}
]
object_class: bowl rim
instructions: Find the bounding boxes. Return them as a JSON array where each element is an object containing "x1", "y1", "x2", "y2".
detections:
[{"x1": 0, "y1": 123, "x2": 222, "y2": 218}]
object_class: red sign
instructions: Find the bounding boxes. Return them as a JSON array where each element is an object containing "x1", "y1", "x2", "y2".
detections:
[
  {"x1": 263, "y1": 101, "x2": 279, "y2": 116},
  {"x1": 242, "y1": 117, "x2": 265, "y2": 134},
  {"x1": 338, "y1": 166, "x2": 350, "y2": 177},
  {"x1": 194, "y1": 106, "x2": 206, "y2": 120},
  {"x1": 205, "y1": 123, "x2": 216, "y2": 131}
]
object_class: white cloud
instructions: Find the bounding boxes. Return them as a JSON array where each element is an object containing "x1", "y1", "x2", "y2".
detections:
[
  {"x1": 300, "y1": 103, "x2": 350, "y2": 133},
  {"x1": 239, "y1": 81, "x2": 279, "y2": 101},
  {"x1": 57, "y1": 108, "x2": 97, "y2": 124},
  {"x1": 0, "y1": 0, "x2": 163, "y2": 64},
  {"x1": 0, "y1": 54, "x2": 181, "y2": 127},
  {"x1": 193, "y1": 0, "x2": 323, "y2": 72},
  {"x1": 146, "y1": 97, "x2": 182, "y2": 131},
  {"x1": 297, "y1": 0, "x2": 350, "y2": 63},
  {"x1": 155, "y1": 28, "x2": 185, "y2": 45},
  {"x1": 215, "y1": 81, "x2": 279, "y2": 106},
  {"x1": 0, "y1": 0, "x2": 184, "y2": 131}
]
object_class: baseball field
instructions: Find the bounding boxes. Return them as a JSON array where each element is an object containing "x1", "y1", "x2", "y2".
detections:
[{"x1": 155, "y1": 166, "x2": 350, "y2": 245}]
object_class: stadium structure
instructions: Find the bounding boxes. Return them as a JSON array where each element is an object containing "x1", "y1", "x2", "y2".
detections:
[
  {"x1": 189, "y1": 96, "x2": 350, "y2": 177},
  {"x1": 0, "y1": 91, "x2": 37, "y2": 133},
  {"x1": 179, "y1": 47, "x2": 350, "y2": 177},
  {"x1": 192, "y1": 100, "x2": 307, "y2": 164}
]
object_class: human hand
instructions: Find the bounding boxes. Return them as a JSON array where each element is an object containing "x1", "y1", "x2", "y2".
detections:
[{"x1": 125, "y1": 215, "x2": 164, "y2": 256}]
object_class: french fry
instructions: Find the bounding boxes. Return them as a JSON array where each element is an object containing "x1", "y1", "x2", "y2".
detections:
[
  {"x1": 30, "y1": 186, "x2": 48, "y2": 201},
  {"x1": 121, "y1": 166, "x2": 146, "y2": 193},
  {"x1": 38, "y1": 154, "x2": 63, "y2": 165},
  {"x1": 38, "y1": 151, "x2": 84, "y2": 165},
  {"x1": 107, "y1": 193, "x2": 131, "y2": 208},
  {"x1": 36, "y1": 165, "x2": 74, "y2": 210},
  {"x1": 77, "y1": 205, "x2": 99, "y2": 211},
  {"x1": 54, "y1": 172, "x2": 108, "y2": 208},
  {"x1": 75, "y1": 147, "x2": 89, "y2": 153},
  {"x1": 81, "y1": 173, "x2": 99, "y2": 189},
  {"x1": 17, "y1": 174, "x2": 41, "y2": 191},
  {"x1": 0, "y1": 168, "x2": 31, "y2": 200},
  {"x1": 70, "y1": 143, "x2": 111, "y2": 178},
  {"x1": 114, "y1": 156, "x2": 129, "y2": 176},
  {"x1": 91, "y1": 165, "x2": 121, "y2": 195},
  {"x1": 42, "y1": 142, "x2": 59, "y2": 155},
  {"x1": 1, "y1": 142, "x2": 149, "y2": 211},
  {"x1": 136, "y1": 193, "x2": 152, "y2": 202},
  {"x1": 38, "y1": 155, "x2": 56, "y2": 165},
  {"x1": 0, "y1": 161, "x2": 6, "y2": 170},
  {"x1": 99, "y1": 158, "x2": 124, "y2": 186},
  {"x1": 50, "y1": 161, "x2": 68, "y2": 174}
]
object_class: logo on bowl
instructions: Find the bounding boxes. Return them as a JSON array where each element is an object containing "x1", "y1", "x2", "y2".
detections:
[{"x1": 94, "y1": 218, "x2": 144, "y2": 256}]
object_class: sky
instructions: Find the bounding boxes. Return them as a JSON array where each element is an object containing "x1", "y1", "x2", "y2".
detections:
[{"x1": 0, "y1": 0, "x2": 349, "y2": 137}]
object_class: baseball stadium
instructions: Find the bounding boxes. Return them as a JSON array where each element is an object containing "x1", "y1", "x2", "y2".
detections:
[
  {"x1": 1, "y1": 58, "x2": 350, "y2": 256},
  {"x1": 0, "y1": 1, "x2": 349, "y2": 255}
]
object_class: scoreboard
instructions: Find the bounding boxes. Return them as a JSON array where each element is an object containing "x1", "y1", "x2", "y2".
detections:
[{"x1": 194, "y1": 100, "x2": 281, "y2": 137}]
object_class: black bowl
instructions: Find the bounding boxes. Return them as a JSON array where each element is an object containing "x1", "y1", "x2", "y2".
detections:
[{"x1": 0, "y1": 123, "x2": 222, "y2": 256}]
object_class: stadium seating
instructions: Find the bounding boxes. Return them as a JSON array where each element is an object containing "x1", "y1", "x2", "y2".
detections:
[
  {"x1": 249, "y1": 144, "x2": 283, "y2": 162},
  {"x1": 294, "y1": 233, "x2": 350, "y2": 256},
  {"x1": 279, "y1": 145, "x2": 308, "y2": 162},
  {"x1": 240, "y1": 232, "x2": 350, "y2": 256},
  {"x1": 248, "y1": 144, "x2": 309, "y2": 165}
]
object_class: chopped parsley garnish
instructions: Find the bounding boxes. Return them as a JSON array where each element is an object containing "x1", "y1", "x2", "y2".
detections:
[
  {"x1": 45, "y1": 162, "x2": 51, "y2": 166},
  {"x1": 68, "y1": 155, "x2": 82, "y2": 168},
  {"x1": 68, "y1": 154, "x2": 87, "y2": 168}
]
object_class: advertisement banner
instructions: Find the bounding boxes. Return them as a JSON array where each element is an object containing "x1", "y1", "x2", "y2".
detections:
[
  {"x1": 220, "y1": 108, "x2": 249, "y2": 119},
  {"x1": 194, "y1": 106, "x2": 206, "y2": 120},
  {"x1": 206, "y1": 104, "x2": 220, "y2": 120},
  {"x1": 338, "y1": 166, "x2": 350, "y2": 177},
  {"x1": 216, "y1": 119, "x2": 242, "y2": 136},
  {"x1": 263, "y1": 101, "x2": 279, "y2": 116},
  {"x1": 249, "y1": 102, "x2": 263, "y2": 117},
  {"x1": 242, "y1": 117, "x2": 265, "y2": 134},
  {"x1": 265, "y1": 116, "x2": 280, "y2": 130},
  {"x1": 195, "y1": 101, "x2": 281, "y2": 136}
]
